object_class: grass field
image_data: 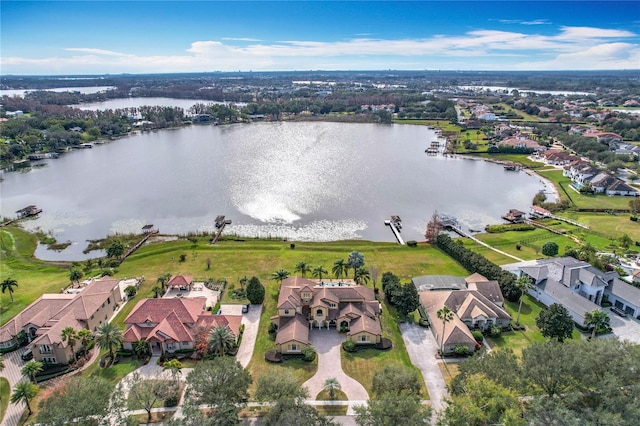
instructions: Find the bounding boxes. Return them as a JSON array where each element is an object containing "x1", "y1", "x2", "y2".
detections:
[
  {"x1": 471, "y1": 153, "x2": 549, "y2": 169},
  {"x1": 0, "y1": 227, "x2": 69, "y2": 325},
  {"x1": 557, "y1": 212, "x2": 640, "y2": 242}
]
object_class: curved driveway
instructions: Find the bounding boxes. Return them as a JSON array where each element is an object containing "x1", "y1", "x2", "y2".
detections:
[{"x1": 302, "y1": 330, "x2": 368, "y2": 401}]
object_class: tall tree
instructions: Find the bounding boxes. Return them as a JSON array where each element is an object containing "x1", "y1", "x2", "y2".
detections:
[
  {"x1": 294, "y1": 261, "x2": 312, "y2": 278},
  {"x1": 584, "y1": 309, "x2": 610, "y2": 339},
  {"x1": 21, "y1": 360, "x2": 43, "y2": 384},
  {"x1": 157, "y1": 272, "x2": 172, "y2": 292},
  {"x1": 11, "y1": 381, "x2": 38, "y2": 415},
  {"x1": 1, "y1": 278, "x2": 18, "y2": 302},
  {"x1": 425, "y1": 210, "x2": 443, "y2": 243},
  {"x1": 60, "y1": 327, "x2": 78, "y2": 362},
  {"x1": 354, "y1": 267, "x2": 371, "y2": 285},
  {"x1": 208, "y1": 325, "x2": 236, "y2": 357},
  {"x1": 69, "y1": 267, "x2": 83, "y2": 284},
  {"x1": 542, "y1": 241, "x2": 559, "y2": 257},
  {"x1": 76, "y1": 329, "x2": 93, "y2": 357},
  {"x1": 322, "y1": 377, "x2": 341, "y2": 400},
  {"x1": 332, "y1": 259, "x2": 349, "y2": 280},
  {"x1": 536, "y1": 303, "x2": 574, "y2": 342},
  {"x1": 347, "y1": 251, "x2": 365, "y2": 279},
  {"x1": 312, "y1": 265, "x2": 328, "y2": 282},
  {"x1": 436, "y1": 306, "x2": 454, "y2": 354},
  {"x1": 163, "y1": 359, "x2": 184, "y2": 388},
  {"x1": 255, "y1": 370, "x2": 309, "y2": 402},
  {"x1": 515, "y1": 275, "x2": 533, "y2": 326},
  {"x1": 36, "y1": 376, "x2": 112, "y2": 425},
  {"x1": 264, "y1": 399, "x2": 338, "y2": 426},
  {"x1": 271, "y1": 269, "x2": 290, "y2": 284},
  {"x1": 372, "y1": 364, "x2": 422, "y2": 397},
  {"x1": 395, "y1": 284, "x2": 421, "y2": 317},
  {"x1": 106, "y1": 240, "x2": 125, "y2": 258},
  {"x1": 354, "y1": 390, "x2": 431, "y2": 426},
  {"x1": 181, "y1": 357, "x2": 251, "y2": 425},
  {"x1": 246, "y1": 276, "x2": 265, "y2": 304},
  {"x1": 95, "y1": 322, "x2": 123, "y2": 365},
  {"x1": 126, "y1": 371, "x2": 171, "y2": 424}
]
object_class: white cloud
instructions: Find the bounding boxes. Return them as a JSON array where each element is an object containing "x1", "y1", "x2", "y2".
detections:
[
  {"x1": 221, "y1": 37, "x2": 262, "y2": 42},
  {"x1": 1, "y1": 26, "x2": 638, "y2": 74}
]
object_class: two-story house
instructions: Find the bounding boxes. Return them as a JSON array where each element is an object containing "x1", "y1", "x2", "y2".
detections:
[{"x1": 270, "y1": 277, "x2": 382, "y2": 354}]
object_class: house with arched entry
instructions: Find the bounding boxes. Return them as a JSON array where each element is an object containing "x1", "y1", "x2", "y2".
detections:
[{"x1": 270, "y1": 277, "x2": 382, "y2": 353}]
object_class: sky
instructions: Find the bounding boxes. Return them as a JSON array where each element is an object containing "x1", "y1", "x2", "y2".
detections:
[{"x1": 1, "y1": 1, "x2": 639, "y2": 75}]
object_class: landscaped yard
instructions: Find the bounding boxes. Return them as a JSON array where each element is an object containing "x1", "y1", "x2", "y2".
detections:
[
  {"x1": 486, "y1": 294, "x2": 581, "y2": 356},
  {"x1": 557, "y1": 212, "x2": 640, "y2": 242},
  {"x1": 341, "y1": 300, "x2": 429, "y2": 398}
]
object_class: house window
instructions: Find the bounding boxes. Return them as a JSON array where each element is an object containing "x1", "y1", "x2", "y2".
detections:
[
  {"x1": 107, "y1": 297, "x2": 111, "y2": 305},
  {"x1": 360, "y1": 335, "x2": 368, "y2": 342},
  {"x1": 43, "y1": 357, "x2": 56, "y2": 364},
  {"x1": 316, "y1": 309, "x2": 323, "y2": 317},
  {"x1": 284, "y1": 309, "x2": 290, "y2": 315},
  {"x1": 329, "y1": 303, "x2": 336, "y2": 308},
  {"x1": 39, "y1": 345, "x2": 53, "y2": 354},
  {"x1": 291, "y1": 344, "x2": 298, "y2": 351},
  {"x1": 167, "y1": 343, "x2": 176, "y2": 351},
  {"x1": 181, "y1": 341, "x2": 189, "y2": 346}
]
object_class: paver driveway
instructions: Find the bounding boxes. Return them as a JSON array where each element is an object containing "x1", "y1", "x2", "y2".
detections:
[
  {"x1": 302, "y1": 329, "x2": 368, "y2": 401},
  {"x1": 0, "y1": 350, "x2": 27, "y2": 426}
]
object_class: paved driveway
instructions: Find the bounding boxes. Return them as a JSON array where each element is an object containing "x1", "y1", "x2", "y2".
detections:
[
  {"x1": 1, "y1": 349, "x2": 27, "y2": 426},
  {"x1": 302, "y1": 330, "x2": 368, "y2": 402},
  {"x1": 399, "y1": 323, "x2": 448, "y2": 412},
  {"x1": 607, "y1": 313, "x2": 640, "y2": 344},
  {"x1": 232, "y1": 304, "x2": 262, "y2": 368}
]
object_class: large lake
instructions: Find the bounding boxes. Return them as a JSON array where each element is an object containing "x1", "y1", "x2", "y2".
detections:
[{"x1": 0, "y1": 122, "x2": 548, "y2": 260}]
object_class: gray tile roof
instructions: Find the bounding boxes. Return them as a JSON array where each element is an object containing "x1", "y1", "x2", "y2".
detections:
[{"x1": 412, "y1": 275, "x2": 467, "y2": 292}]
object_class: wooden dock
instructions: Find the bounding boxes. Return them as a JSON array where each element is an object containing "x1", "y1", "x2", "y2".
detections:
[
  {"x1": 211, "y1": 215, "x2": 232, "y2": 244},
  {"x1": 121, "y1": 229, "x2": 159, "y2": 260},
  {"x1": 0, "y1": 205, "x2": 43, "y2": 227},
  {"x1": 384, "y1": 216, "x2": 405, "y2": 245}
]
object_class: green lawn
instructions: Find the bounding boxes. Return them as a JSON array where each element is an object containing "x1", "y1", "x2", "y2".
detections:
[
  {"x1": 471, "y1": 153, "x2": 548, "y2": 169},
  {"x1": 557, "y1": 212, "x2": 640, "y2": 242},
  {"x1": 342, "y1": 300, "x2": 429, "y2": 398},
  {"x1": 0, "y1": 377, "x2": 9, "y2": 424},
  {"x1": 0, "y1": 227, "x2": 69, "y2": 325},
  {"x1": 538, "y1": 170, "x2": 633, "y2": 210},
  {"x1": 486, "y1": 295, "x2": 581, "y2": 356}
]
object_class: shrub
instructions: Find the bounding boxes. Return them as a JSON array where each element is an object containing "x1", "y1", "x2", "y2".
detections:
[
  {"x1": 406, "y1": 240, "x2": 418, "y2": 247},
  {"x1": 179, "y1": 254, "x2": 187, "y2": 262},
  {"x1": 343, "y1": 340, "x2": 356, "y2": 353},
  {"x1": 164, "y1": 394, "x2": 179, "y2": 407},
  {"x1": 268, "y1": 323, "x2": 278, "y2": 334},
  {"x1": 542, "y1": 241, "x2": 559, "y2": 257},
  {"x1": 454, "y1": 345, "x2": 469, "y2": 356},
  {"x1": 302, "y1": 346, "x2": 316, "y2": 362},
  {"x1": 418, "y1": 318, "x2": 430, "y2": 328},
  {"x1": 516, "y1": 244, "x2": 522, "y2": 251},
  {"x1": 630, "y1": 216, "x2": 638, "y2": 222},
  {"x1": 486, "y1": 224, "x2": 535, "y2": 233},
  {"x1": 246, "y1": 276, "x2": 265, "y2": 304},
  {"x1": 290, "y1": 243, "x2": 296, "y2": 249},
  {"x1": 472, "y1": 330, "x2": 484, "y2": 342},
  {"x1": 489, "y1": 325, "x2": 502, "y2": 337}
]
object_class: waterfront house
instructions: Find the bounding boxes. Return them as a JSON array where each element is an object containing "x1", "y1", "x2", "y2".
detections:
[
  {"x1": 0, "y1": 277, "x2": 123, "y2": 363},
  {"x1": 414, "y1": 274, "x2": 511, "y2": 354},
  {"x1": 122, "y1": 298, "x2": 241, "y2": 356},
  {"x1": 270, "y1": 277, "x2": 382, "y2": 354}
]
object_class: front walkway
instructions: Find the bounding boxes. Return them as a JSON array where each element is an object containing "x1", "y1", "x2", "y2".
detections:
[
  {"x1": 399, "y1": 323, "x2": 448, "y2": 412},
  {"x1": 0, "y1": 350, "x2": 27, "y2": 426},
  {"x1": 302, "y1": 329, "x2": 368, "y2": 414}
]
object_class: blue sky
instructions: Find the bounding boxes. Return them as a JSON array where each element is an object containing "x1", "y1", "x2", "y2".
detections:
[{"x1": 1, "y1": 1, "x2": 639, "y2": 75}]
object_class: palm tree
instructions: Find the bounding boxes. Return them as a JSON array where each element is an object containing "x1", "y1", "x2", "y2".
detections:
[
  {"x1": 515, "y1": 276, "x2": 533, "y2": 326},
  {"x1": 332, "y1": 259, "x2": 348, "y2": 281},
  {"x1": 151, "y1": 285, "x2": 163, "y2": 298},
  {"x1": 436, "y1": 306, "x2": 454, "y2": 355},
  {"x1": 76, "y1": 329, "x2": 93, "y2": 357},
  {"x1": 95, "y1": 322, "x2": 123, "y2": 366},
  {"x1": 21, "y1": 360, "x2": 43, "y2": 384},
  {"x1": 312, "y1": 265, "x2": 328, "y2": 282},
  {"x1": 208, "y1": 325, "x2": 236, "y2": 356},
  {"x1": 271, "y1": 269, "x2": 290, "y2": 285},
  {"x1": 322, "y1": 377, "x2": 341, "y2": 400},
  {"x1": 294, "y1": 261, "x2": 312, "y2": 278},
  {"x1": 11, "y1": 381, "x2": 38, "y2": 415},
  {"x1": 157, "y1": 272, "x2": 172, "y2": 292},
  {"x1": 584, "y1": 309, "x2": 610, "y2": 339},
  {"x1": 354, "y1": 267, "x2": 370, "y2": 285},
  {"x1": 69, "y1": 268, "x2": 83, "y2": 285},
  {"x1": 61, "y1": 327, "x2": 78, "y2": 362},
  {"x1": 347, "y1": 251, "x2": 365, "y2": 280},
  {"x1": 1, "y1": 278, "x2": 18, "y2": 302}
]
